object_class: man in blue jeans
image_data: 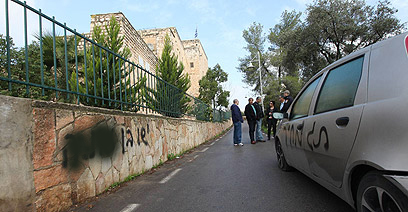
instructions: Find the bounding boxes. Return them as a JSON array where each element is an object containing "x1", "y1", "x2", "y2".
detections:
[
  {"x1": 253, "y1": 97, "x2": 265, "y2": 142},
  {"x1": 230, "y1": 99, "x2": 244, "y2": 146}
]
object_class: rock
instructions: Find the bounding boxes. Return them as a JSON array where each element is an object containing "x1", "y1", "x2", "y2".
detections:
[
  {"x1": 56, "y1": 109, "x2": 74, "y2": 131},
  {"x1": 35, "y1": 184, "x2": 72, "y2": 212},
  {"x1": 74, "y1": 115, "x2": 105, "y2": 132},
  {"x1": 111, "y1": 140, "x2": 123, "y2": 171},
  {"x1": 55, "y1": 124, "x2": 74, "y2": 163},
  {"x1": 76, "y1": 168, "x2": 95, "y2": 202},
  {"x1": 115, "y1": 116, "x2": 124, "y2": 125},
  {"x1": 112, "y1": 168, "x2": 120, "y2": 183},
  {"x1": 95, "y1": 173, "x2": 105, "y2": 195},
  {"x1": 101, "y1": 157, "x2": 112, "y2": 175},
  {"x1": 119, "y1": 154, "x2": 129, "y2": 182},
  {"x1": 88, "y1": 154, "x2": 102, "y2": 180},
  {"x1": 33, "y1": 108, "x2": 56, "y2": 170},
  {"x1": 145, "y1": 155, "x2": 153, "y2": 170},
  {"x1": 33, "y1": 165, "x2": 68, "y2": 193},
  {"x1": 103, "y1": 168, "x2": 113, "y2": 192}
]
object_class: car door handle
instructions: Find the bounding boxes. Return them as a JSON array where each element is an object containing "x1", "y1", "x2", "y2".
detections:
[
  {"x1": 297, "y1": 124, "x2": 303, "y2": 130},
  {"x1": 336, "y1": 117, "x2": 349, "y2": 126}
]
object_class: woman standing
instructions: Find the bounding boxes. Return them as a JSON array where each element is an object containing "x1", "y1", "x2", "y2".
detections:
[{"x1": 265, "y1": 101, "x2": 278, "y2": 140}]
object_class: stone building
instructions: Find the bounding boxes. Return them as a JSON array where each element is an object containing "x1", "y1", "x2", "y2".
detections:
[
  {"x1": 138, "y1": 28, "x2": 208, "y2": 97},
  {"x1": 89, "y1": 12, "x2": 158, "y2": 73},
  {"x1": 85, "y1": 12, "x2": 208, "y2": 97}
]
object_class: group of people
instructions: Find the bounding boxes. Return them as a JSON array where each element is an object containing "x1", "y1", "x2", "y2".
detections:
[{"x1": 230, "y1": 90, "x2": 293, "y2": 146}]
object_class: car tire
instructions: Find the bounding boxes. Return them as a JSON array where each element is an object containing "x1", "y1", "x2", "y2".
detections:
[
  {"x1": 275, "y1": 139, "x2": 293, "y2": 171},
  {"x1": 356, "y1": 171, "x2": 408, "y2": 212}
]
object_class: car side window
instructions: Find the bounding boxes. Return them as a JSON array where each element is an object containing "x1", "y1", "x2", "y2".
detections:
[
  {"x1": 290, "y1": 76, "x2": 321, "y2": 120},
  {"x1": 315, "y1": 56, "x2": 364, "y2": 114}
]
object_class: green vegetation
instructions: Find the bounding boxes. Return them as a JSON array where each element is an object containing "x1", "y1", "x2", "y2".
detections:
[
  {"x1": 0, "y1": 35, "x2": 55, "y2": 99},
  {"x1": 198, "y1": 64, "x2": 230, "y2": 121},
  {"x1": 238, "y1": 0, "x2": 405, "y2": 104},
  {"x1": 69, "y1": 16, "x2": 148, "y2": 110},
  {"x1": 153, "y1": 34, "x2": 191, "y2": 118},
  {"x1": 1, "y1": 16, "x2": 149, "y2": 110}
]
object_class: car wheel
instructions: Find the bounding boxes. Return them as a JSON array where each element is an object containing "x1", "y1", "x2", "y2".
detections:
[
  {"x1": 357, "y1": 172, "x2": 408, "y2": 212},
  {"x1": 275, "y1": 139, "x2": 292, "y2": 171}
]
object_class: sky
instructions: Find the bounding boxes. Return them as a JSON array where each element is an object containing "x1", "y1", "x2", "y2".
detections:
[{"x1": 1, "y1": 0, "x2": 408, "y2": 110}]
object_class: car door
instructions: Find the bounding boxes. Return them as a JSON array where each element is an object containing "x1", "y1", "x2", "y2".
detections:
[
  {"x1": 279, "y1": 75, "x2": 322, "y2": 172},
  {"x1": 302, "y1": 54, "x2": 368, "y2": 188}
]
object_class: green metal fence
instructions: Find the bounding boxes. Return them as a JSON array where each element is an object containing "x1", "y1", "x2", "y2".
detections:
[{"x1": 1, "y1": 0, "x2": 230, "y2": 122}]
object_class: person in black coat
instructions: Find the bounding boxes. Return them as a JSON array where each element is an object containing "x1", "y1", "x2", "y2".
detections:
[
  {"x1": 265, "y1": 100, "x2": 278, "y2": 140},
  {"x1": 279, "y1": 95, "x2": 290, "y2": 113},
  {"x1": 252, "y1": 97, "x2": 265, "y2": 142},
  {"x1": 283, "y1": 90, "x2": 294, "y2": 109},
  {"x1": 244, "y1": 98, "x2": 257, "y2": 144}
]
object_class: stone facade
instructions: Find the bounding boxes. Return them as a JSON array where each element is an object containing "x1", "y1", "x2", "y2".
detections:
[
  {"x1": 182, "y1": 39, "x2": 208, "y2": 97},
  {"x1": 90, "y1": 13, "x2": 158, "y2": 74},
  {"x1": 0, "y1": 95, "x2": 231, "y2": 212},
  {"x1": 138, "y1": 28, "x2": 208, "y2": 97},
  {"x1": 84, "y1": 12, "x2": 208, "y2": 97}
]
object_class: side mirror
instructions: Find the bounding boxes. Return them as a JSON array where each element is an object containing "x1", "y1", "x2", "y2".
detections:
[
  {"x1": 273, "y1": 112, "x2": 283, "y2": 119},
  {"x1": 273, "y1": 112, "x2": 288, "y2": 120}
]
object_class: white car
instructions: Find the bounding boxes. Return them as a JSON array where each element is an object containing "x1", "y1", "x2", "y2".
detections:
[{"x1": 274, "y1": 32, "x2": 408, "y2": 212}]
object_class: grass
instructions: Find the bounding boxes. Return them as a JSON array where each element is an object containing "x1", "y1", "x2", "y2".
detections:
[{"x1": 105, "y1": 169, "x2": 145, "y2": 192}]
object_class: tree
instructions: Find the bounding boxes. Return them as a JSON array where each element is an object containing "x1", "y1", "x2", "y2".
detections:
[
  {"x1": 37, "y1": 32, "x2": 78, "y2": 101},
  {"x1": 69, "y1": 16, "x2": 147, "y2": 110},
  {"x1": 198, "y1": 64, "x2": 230, "y2": 121},
  {"x1": 238, "y1": 22, "x2": 271, "y2": 93},
  {"x1": 199, "y1": 64, "x2": 230, "y2": 108},
  {"x1": 153, "y1": 34, "x2": 191, "y2": 117},
  {"x1": 237, "y1": 22, "x2": 282, "y2": 104},
  {"x1": 0, "y1": 34, "x2": 54, "y2": 99},
  {"x1": 295, "y1": 0, "x2": 404, "y2": 80},
  {"x1": 239, "y1": 0, "x2": 405, "y2": 103}
]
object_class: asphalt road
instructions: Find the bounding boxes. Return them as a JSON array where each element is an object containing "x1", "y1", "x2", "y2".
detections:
[{"x1": 72, "y1": 123, "x2": 354, "y2": 212}]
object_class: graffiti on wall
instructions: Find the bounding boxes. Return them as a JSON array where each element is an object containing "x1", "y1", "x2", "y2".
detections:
[{"x1": 62, "y1": 120, "x2": 150, "y2": 169}]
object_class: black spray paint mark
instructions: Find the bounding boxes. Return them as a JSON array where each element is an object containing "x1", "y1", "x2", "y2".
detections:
[
  {"x1": 62, "y1": 124, "x2": 118, "y2": 169},
  {"x1": 305, "y1": 121, "x2": 329, "y2": 151},
  {"x1": 319, "y1": 126, "x2": 329, "y2": 150},
  {"x1": 307, "y1": 122, "x2": 315, "y2": 151},
  {"x1": 121, "y1": 128, "x2": 135, "y2": 154},
  {"x1": 295, "y1": 121, "x2": 304, "y2": 147},
  {"x1": 289, "y1": 124, "x2": 295, "y2": 148},
  {"x1": 137, "y1": 127, "x2": 149, "y2": 146}
]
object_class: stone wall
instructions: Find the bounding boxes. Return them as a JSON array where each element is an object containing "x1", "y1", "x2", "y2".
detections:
[{"x1": 0, "y1": 95, "x2": 232, "y2": 212}]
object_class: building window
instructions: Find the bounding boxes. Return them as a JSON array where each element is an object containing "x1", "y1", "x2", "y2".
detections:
[
  {"x1": 190, "y1": 62, "x2": 194, "y2": 68},
  {"x1": 138, "y1": 56, "x2": 144, "y2": 68}
]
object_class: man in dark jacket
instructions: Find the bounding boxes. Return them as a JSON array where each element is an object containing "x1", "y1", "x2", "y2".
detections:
[
  {"x1": 253, "y1": 97, "x2": 265, "y2": 142},
  {"x1": 279, "y1": 95, "x2": 290, "y2": 113},
  {"x1": 265, "y1": 100, "x2": 278, "y2": 140},
  {"x1": 284, "y1": 90, "x2": 294, "y2": 108},
  {"x1": 244, "y1": 98, "x2": 257, "y2": 144},
  {"x1": 230, "y1": 99, "x2": 244, "y2": 146}
]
